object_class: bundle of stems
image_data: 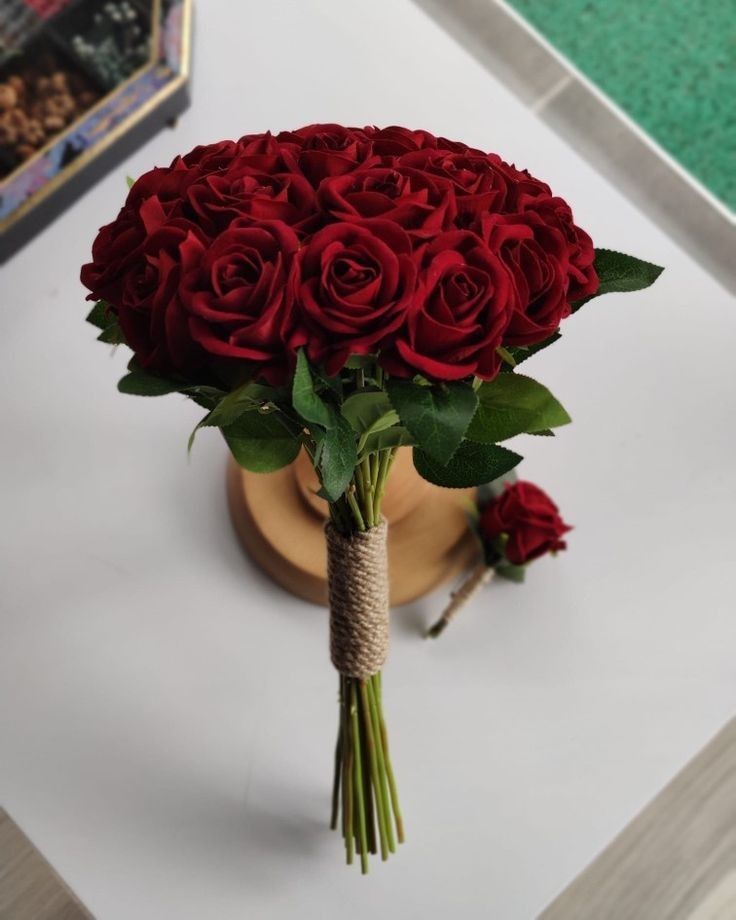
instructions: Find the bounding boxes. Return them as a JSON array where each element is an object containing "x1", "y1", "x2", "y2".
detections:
[{"x1": 328, "y1": 448, "x2": 404, "y2": 873}]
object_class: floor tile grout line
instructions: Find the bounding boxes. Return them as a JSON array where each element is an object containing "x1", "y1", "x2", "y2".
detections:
[{"x1": 530, "y1": 73, "x2": 573, "y2": 115}]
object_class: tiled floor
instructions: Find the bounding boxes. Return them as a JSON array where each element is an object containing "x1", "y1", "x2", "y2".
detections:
[{"x1": 412, "y1": 0, "x2": 736, "y2": 295}]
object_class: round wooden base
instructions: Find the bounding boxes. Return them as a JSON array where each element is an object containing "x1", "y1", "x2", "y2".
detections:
[{"x1": 226, "y1": 448, "x2": 479, "y2": 606}]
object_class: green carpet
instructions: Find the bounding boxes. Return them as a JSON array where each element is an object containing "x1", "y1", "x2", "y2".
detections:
[{"x1": 507, "y1": 0, "x2": 736, "y2": 212}]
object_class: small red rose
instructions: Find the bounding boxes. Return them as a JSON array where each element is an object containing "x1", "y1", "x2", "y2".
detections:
[{"x1": 479, "y1": 481, "x2": 571, "y2": 565}]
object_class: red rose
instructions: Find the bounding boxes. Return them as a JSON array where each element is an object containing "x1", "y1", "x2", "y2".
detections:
[
  {"x1": 292, "y1": 219, "x2": 416, "y2": 374},
  {"x1": 380, "y1": 231, "x2": 514, "y2": 381},
  {"x1": 493, "y1": 159, "x2": 552, "y2": 212},
  {"x1": 82, "y1": 160, "x2": 209, "y2": 306},
  {"x1": 116, "y1": 218, "x2": 207, "y2": 376},
  {"x1": 186, "y1": 164, "x2": 318, "y2": 235},
  {"x1": 479, "y1": 481, "x2": 571, "y2": 565},
  {"x1": 81, "y1": 206, "x2": 146, "y2": 307},
  {"x1": 533, "y1": 197, "x2": 598, "y2": 302},
  {"x1": 362, "y1": 125, "x2": 440, "y2": 155},
  {"x1": 178, "y1": 138, "x2": 243, "y2": 172},
  {"x1": 179, "y1": 220, "x2": 300, "y2": 384},
  {"x1": 81, "y1": 186, "x2": 183, "y2": 308},
  {"x1": 127, "y1": 162, "x2": 198, "y2": 212},
  {"x1": 234, "y1": 132, "x2": 295, "y2": 174},
  {"x1": 276, "y1": 123, "x2": 374, "y2": 185},
  {"x1": 398, "y1": 149, "x2": 509, "y2": 227},
  {"x1": 317, "y1": 165, "x2": 456, "y2": 238},
  {"x1": 483, "y1": 212, "x2": 572, "y2": 346}
]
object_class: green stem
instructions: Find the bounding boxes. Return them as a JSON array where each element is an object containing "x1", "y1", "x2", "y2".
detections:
[
  {"x1": 360, "y1": 681, "x2": 389, "y2": 860},
  {"x1": 367, "y1": 677, "x2": 396, "y2": 854},
  {"x1": 341, "y1": 678, "x2": 354, "y2": 865},
  {"x1": 359, "y1": 714, "x2": 377, "y2": 856},
  {"x1": 346, "y1": 489, "x2": 366, "y2": 532},
  {"x1": 375, "y1": 674, "x2": 405, "y2": 844},
  {"x1": 372, "y1": 448, "x2": 395, "y2": 524},
  {"x1": 350, "y1": 681, "x2": 369, "y2": 874},
  {"x1": 360, "y1": 457, "x2": 375, "y2": 527},
  {"x1": 330, "y1": 718, "x2": 342, "y2": 831}
]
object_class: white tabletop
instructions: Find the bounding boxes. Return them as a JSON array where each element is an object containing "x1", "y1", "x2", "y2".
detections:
[{"x1": 1, "y1": 1, "x2": 735, "y2": 917}]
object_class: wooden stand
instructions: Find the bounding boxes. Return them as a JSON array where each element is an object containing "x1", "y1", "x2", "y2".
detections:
[{"x1": 226, "y1": 447, "x2": 479, "y2": 606}]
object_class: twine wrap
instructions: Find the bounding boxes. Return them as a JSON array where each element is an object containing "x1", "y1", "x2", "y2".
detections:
[
  {"x1": 326, "y1": 520, "x2": 389, "y2": 680},
  {"x1": 444, "y1": 563, "x2": 493, "y2": 622},
  {"x1": 427, "y1": 562, "x2": 494, "y2": 637}
]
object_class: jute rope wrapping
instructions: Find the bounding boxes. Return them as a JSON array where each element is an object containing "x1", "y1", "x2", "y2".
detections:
[
  {"x1": 326, "y1": 520, "x2": 389, "y2": 680},
  {"x1": 441, "y1": 563, "x2": 493, "y2": 626}
]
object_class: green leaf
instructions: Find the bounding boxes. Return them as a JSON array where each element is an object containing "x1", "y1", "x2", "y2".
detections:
[
  {"x1": 387, "y1": 379, "x2": 478, "y2": 465},
  {"x1": 413, "y1": 441, "x2": 522, "y2": 488},
  {"x1": 86, "y1": 300, "x2": 128, "y2": 347},
  {"x1": 467, "y1": 373, "x2": 571, "y2": 443},
  {"x1": 341, "y1": 391, "x2": 394, "y2": 432},
  {"x1": 117, "y1": 369, "x2": 182, "y2": 396},
  {"x1": 360, "y1": 426, "x2": 415, "y2": 455},
  {"x1": 341, "y1": 391, "x2": 400, "y2": 454},
  {"x1": 86, "y1": 300, "x2": 110, "y2": 330},
  {"x1": 495, "y1": 561, "x2": 526, "y2": 583},
  {"x1": 506, "y1": 332, "x2": 561, "y2": 366},
  {"x1": 314, "y1": 413, "x2": 358, "y2": 501},
  {"x1": 573, "y1": 248, "x2": 663, "y2": 311},
  {"x1": 96, "y1": 322, "x2": 127, "y2": 345},
  {"x1": 292, "y1": 349, "x2": 334, "y2": 428},
  {"x1": 201, "y1": 381, "x2": 276, "y2": 429},
  {"x1": 222, "y1": 410, "x2": 301, "y2": 473},
  {"x1": 126, "y1": 175, "x2": 135, "y2": 189},
  {"x1": 184, "y1": 385, "x2": 231, "y2": 412}
]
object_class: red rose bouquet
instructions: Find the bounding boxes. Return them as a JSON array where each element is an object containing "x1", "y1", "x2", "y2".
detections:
[
  {"x1": 82, "y1": 123, "x2": 662, "y2": 873},
  {"x1": 427, "y1": 478, "x2": 572, "y2": 637}
]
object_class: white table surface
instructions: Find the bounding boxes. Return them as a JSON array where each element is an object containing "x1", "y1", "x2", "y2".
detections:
[{"x1": 1, "y1": 2, "x2": 735, "y2": 917}]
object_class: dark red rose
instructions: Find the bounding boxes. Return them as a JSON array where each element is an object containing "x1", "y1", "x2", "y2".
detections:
[
  {"x1": 276, "y1": 123, "x2": 374, "y2": 185},
  {"x1": 81, "y1": 191, "x2": 178, "y2": 308},
  {"x1": 434, "y1": 136, "x2": 484, "y2": 155},
  {"x1": 398, "y1": 149, "x2": 509, "y2": 227},
  {"x1": 81, "y1": 206, "x2": 146, "y2": 307},
  {"x1": 179, "y1": 220, "x2": 300, "y2": 384},
  {"x1": 116, "y1": 217, "x2": 207, "y2": 376},
  {"x1": 186, "y1": 165, "x2": 318, "y2": 235},
  {"x1": 126, "y1": 162, "x2": 198, "y2": 212},
  {"x1": 82, "y1": 160, "x2": 212, "y2": 306},
  {"x1": 177, "y1": 138, "x2": 242, "y2": 172},
  {"x1": 532, "y1": 197, "x2": 598, "y2": 301},
  {"x1": 292, "y1": 219, "x2": 416, "y2": 374},
  {"x1": 380, "y1": 231, "x2": 514, "y2": 381},
  {"x1": 493, "y1": 159, "x2": 552, "y2": 212},
  {"x1": 483, "y1": 212, "x2": 572, "y2": 346},
  {"x1": 235, "y1": 131, "x2": 295, "y2": 174},
  {"x1": 362, "y1": 125, "x2": 440, "y2": 156},
  {"x1": 317, "y1": 166, "x2": 456, "y2": 238},
  {"x1": 479, "y1": 481, "x2": 571, "y2": 565}
]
